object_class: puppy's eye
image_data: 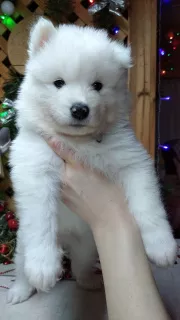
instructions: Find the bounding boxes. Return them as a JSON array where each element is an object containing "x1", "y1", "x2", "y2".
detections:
[
  {"x1": 53, "y1": 79, "x2": 65, "y2": 89},
  {"x1": 92, "y1": 81, "x2": 103, "y2": 92}
]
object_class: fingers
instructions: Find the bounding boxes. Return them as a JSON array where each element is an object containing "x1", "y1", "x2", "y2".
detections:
[{"x1": 46, "y1": 138, "x2": 76, "y2": 165}]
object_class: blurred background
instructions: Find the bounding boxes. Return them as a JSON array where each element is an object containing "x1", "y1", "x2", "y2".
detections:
[{"x1": 158, "y1": 0, "x2": 180, "y2": 238}]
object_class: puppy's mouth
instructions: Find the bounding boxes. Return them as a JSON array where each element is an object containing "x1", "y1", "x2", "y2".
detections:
[
  {"x1": 70, "y1": 124, "x2": 86, "y2": 128},
  {"x1": 57, "y1": 122, "x2": 99, "y2": 137}
]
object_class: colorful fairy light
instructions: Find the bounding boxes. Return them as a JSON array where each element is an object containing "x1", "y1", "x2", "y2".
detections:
[
  {"x1": 110, "y1": 26, "x2": 120, "y2": 35},
  {"x1": 168, "y1": 31, "x2": 174, "y2": 38},
  {"x1": 160, "y1": 49, "x2": 165, "y2": 56},
  {"x1": 0, "y1": 15, "x2": 15, "y2": 29},
  {"x1": 159, "y1": 145, "x2": 169, "y2": 150},
  {"x1": 161, "y1": 70, "x2": 166, "y2": 75},
  {"x1": 160, "y1": 96, "x2": 171, "y2": 100}
]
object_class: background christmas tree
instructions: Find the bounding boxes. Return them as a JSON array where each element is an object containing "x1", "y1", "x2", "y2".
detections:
[
  {"x1": 0, "y1": 70, "x2": 22, "y2": 265},
  {"x1": 0, "y1": 191, "x2": 18, "y2": 264}
]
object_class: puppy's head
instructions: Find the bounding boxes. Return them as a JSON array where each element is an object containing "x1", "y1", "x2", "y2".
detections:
[{"x1": 21, "y1": 18, "x2": 131, "y2": 137}]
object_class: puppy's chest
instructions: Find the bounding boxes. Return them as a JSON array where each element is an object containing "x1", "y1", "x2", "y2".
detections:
[
  {"x1": 61, "y1": 138, "x2": 122, "y2": 179},
  {"x1": 76, "y1": 148, "x2": 120, "y2": 180}
]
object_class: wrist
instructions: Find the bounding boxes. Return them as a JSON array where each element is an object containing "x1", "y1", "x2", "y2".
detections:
[{"x1": 92, "y1": 205, "x2": 139, "y2": 239}]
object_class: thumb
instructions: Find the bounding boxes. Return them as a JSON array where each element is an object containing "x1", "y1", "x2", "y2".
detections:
[{"x1": 46, "y1": 138, "x2": 77, "y2": 165}]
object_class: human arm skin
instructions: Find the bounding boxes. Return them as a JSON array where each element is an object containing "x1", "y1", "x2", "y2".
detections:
[
  {"x1": 93, "y1": 213, "x2": 170, "y2": 320},
  {"x1": 46, "y1": 139, "x2": 171, "y2": 320}
]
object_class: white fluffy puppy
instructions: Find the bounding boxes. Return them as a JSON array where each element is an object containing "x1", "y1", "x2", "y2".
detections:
[{"x1": 8, "y1": 18, "x2": 176, "y2": 304}]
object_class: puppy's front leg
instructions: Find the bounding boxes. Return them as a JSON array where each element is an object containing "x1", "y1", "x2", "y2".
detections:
[
  {"x1": 120, "y1": 163, "x2": 177, "y2": 266},
  {"x1": 14, "y1": 170, "x2": 63, "y2": 292}
]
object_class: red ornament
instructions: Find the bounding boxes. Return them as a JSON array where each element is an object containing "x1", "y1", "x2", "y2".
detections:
[
  {"x1": 5, "y1": 211, "x2": 15, "y2": 221},
  {"x1": 8, "y1": 218, "x2": 18, "y2": 230},
  {"x1": 3, "y1": 260, "x2": 12, "y2": 265},
  {"x1": 0, "y1": 244, "x2": 9, "y2": 254}
]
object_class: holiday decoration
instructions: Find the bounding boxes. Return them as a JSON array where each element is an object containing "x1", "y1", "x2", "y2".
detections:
[
  {"x1": 159, "y1": 145, "x2": 169, "y2": 150},
  {"x1": 5, "y1": 211, "x2": 14, "y2": 221},
  {"x1": 87, "y1": 0, "x2": 127, "y2": 32},
  {"x1": 0, "y1": 195, "x2": 17, "y2": 264},
  {"x1": 0, "y1": 14, "x2": 15, "y2": 29},
  {"x1": 0, "y1": 127, "x2": 11, "y2": 154},
  {"x1": 88, "y1": 0, "x2": 128, "y2": 16},
  {"x1": 0, "y1": 108, "x2": 15, "y2": 125},
  {"x1": 7, "y1": 218, "x2": 18, "y2": 230},
  {"x1": 0, "y1": 107, "x2": 16, "y2": 141},
  {"x1": 45, "y1": 0, "x2": 127, "y2": 35},
  {"x1": 161, "y1": 70, "x2": 166, "y2": 75},
  {"x1": 110, "y1": 25, "x2": 120, "y2": 35},
  {"x1": 45, "y1": 0, "x2": 74, "y2": 24},
  {"x1": 160, "y1": 7, "x2": 180, "y2": 78},
  {"x1": 0, "y1": 244, "x2": 9, "y2": 254},
  {"x1": 160, "y1": 49, "x2": 165, "y2": 56},
  {"x1": 3, "y1": 260, "x2": 12, "y2": 265},
  {"x1": 0, "y1": 72, "x2": 20, "y2": 140},
  {"x1": 0, "y1": 127, "x2": 11, "y2": 156},
  {"x1": 160, "y1": 96, "x2": 170, "y2": 100},
  {"x1": 92, "y1": 6, "x2": 116, "y2": 30},
  {"x1": 2, "y1": 99, "x2": 14, "y2": 109},
  {"x1": 1, "y1": 1, "x2": 15, "y2": 16},
  {"x1": 3, "y1": 70, "x2": 24, "y2": 101}
]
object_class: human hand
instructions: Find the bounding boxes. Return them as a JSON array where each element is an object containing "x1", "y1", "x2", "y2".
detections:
[{"x1": 46, "y1": 139, "x2": 130, "y2": 230}]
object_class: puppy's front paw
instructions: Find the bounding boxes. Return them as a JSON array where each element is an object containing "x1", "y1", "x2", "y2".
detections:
[
  {"x1": 143, "y1": 227, "x2": 177, "y2": 267},
  {"x1": 24, "y1": 249, "x2": 62, "y2": 292},
  {"x1": 77, "y1": 273, "x2": 103, "y2": 291},
  {"x1": 7, "y1": 281, "x2": 35, "y2": 304}
]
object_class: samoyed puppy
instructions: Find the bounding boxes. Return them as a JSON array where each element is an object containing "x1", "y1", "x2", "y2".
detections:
[{"x1": 8, "y1": 18, "x2": 176, "y2": 304}]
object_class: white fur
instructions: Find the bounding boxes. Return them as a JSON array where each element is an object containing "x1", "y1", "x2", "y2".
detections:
[{"x1": 7, "y1": 18, "x2": 177, "y2": 304}]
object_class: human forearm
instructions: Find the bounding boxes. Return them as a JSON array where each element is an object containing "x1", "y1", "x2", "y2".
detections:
[
  {"x1": 45, "y1": 141, "x2": 171, "y2": 319},
  {"x1": 93, "y1": 212, "x2": 170, "y2": 320}
]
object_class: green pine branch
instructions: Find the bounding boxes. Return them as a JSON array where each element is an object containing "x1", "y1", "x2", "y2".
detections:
[{"x1": 45, "y1": 0, "x2": 74, "y2": 23}]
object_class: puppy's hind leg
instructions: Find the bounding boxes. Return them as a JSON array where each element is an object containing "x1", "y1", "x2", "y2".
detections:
[
  {"x1": 7, "y1": 231, "x2": 35, "y2": 304},
  {"x1": 71, "y1": 233, "x2": 103, "y2": 290}
]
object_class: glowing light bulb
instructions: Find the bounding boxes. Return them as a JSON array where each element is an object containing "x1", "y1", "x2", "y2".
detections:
[
  {"x1": 159, "y1": 145, "x2": 169, "y2": 150},
  {"x1": 111, "y1": 26, "x2": 120, "y2": 35},
  {"x1": 160, "y1": 49, "x2": 165, "y2": 56},
  {"x1": 161, "y1": 96, "x2": 171, "y2": 100}
]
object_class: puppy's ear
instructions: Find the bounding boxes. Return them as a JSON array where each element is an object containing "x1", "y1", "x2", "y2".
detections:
[
  {"x1": 112, "y1": 42, "x2": 132, "y2": 69},
  {"x1": 28, "y1": 17, "x2": 55, "y2": 57}
]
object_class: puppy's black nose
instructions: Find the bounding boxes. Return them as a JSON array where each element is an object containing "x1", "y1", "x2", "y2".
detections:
[{"x1": 71, "y1": 103, "x2": 89, "y2": 121}]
